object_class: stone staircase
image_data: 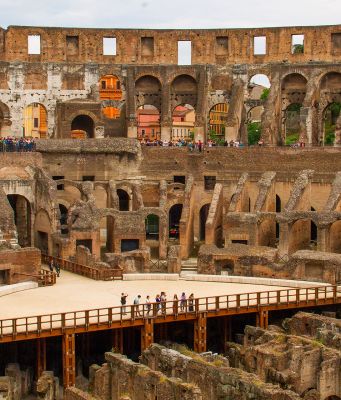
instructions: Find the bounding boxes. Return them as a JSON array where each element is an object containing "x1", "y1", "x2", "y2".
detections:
[{"x1": 180, "y1": 258, "x2": 198, "y2": 277}]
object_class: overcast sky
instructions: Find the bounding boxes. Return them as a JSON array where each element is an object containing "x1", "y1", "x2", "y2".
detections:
[{"x1": 0, "y1": 0, "x2": 340, "y2": 29}]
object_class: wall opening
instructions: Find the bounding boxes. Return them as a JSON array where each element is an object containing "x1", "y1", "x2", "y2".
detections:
[
  {"x1": 323, "y1": 102, "x2": 341, "y2": 146},
  {"x1": 171, "y1": 104, "x2": 195, "y2": 140},
  {"x1": 141, "y1": 37, "x2": 154, "y2": 56},
  {"x1": 28, "y1": 35, "x2": 41, "y2": 55},
  {"x1": 137, "y1": 105, "x2": 160, "y2": 141},
  {"x1": 71, "y1": 115, "x2": 94, "y2": 138},
  {"x1": 330, "y1": 220, "x2": 341, "y2": 253},
  {"x1": 66, "y1": 36, "x2": 79, "y2": 56},
  {"x1": 200, "y1": 204, "x2": 211, "y2": 241},
  {"x1": 76, "y1": 239, "x2": 92, "y2": 253},
  {"x1": 169, "y1": 204, "x2": 183, "y2": 239},
  {"x1": 253, "y1": 36, "x2": 266, "y2": 55},
  {"x1": 103, "y1": 37, "x2": 116, "y2": 56},
  {"x1": 291, "y1": 34, "x2": 304, "y2": 54},
  {"x1": 209, "y1": 103, "x2": 228, "y2": 140},
  {"x1": 99, "y1": 75, "x2": 122, "y2": 100},
  {"x1": 178, "y1": 41, "x2": 192, "y2": 65},
  {"x1": 332, "y1": 33, "x2": 341, "y2": 55},
  {"x1": 117, "y1": 189, "x2": 129, "y2": 211},
  {"x1": 284, "y1": 103, "x2": 302, "y2": 145},
  {"x1": 37, "y1": 231, "x2": 48, "y2": 254},
  {"x1": 145, "y1": 214, "x2": 159, "y2": 240},
  {"x1": 215, "y1": 36, "x2": 228, "y2": 56},
  {"x1": 121, "y1": 239, "x2": 139, "y2": 252},
  {"x1": 59, "y1": 204, "x2": 68, "y2": 234},
  {"x1": 204, "y1": 176, "x2": 216, "y2": 191},
  {"x1": 23, "y1": 103, "x2": 47, "y2": 138},
  {"x1": 276, "y1": 195, "x2": 281, "y2": 212},
  {"x1": 7, "y1": 195, "x2": 31, "y2": 247}
]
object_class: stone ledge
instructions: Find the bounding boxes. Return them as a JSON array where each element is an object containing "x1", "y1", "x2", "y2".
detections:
[
  {"x1": 183, "y1": 274, "x2": 330, "y2": 288},
  {"x1": 0, "y1": 281, "x2": 38, "y2": 297},
  {"x1": 122, "y1": 273, "x2": 179, "y2": 281}
]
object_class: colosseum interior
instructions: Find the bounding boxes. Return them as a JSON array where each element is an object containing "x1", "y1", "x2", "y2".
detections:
[{"x1": 0, "y1": 24, "x2": 341, "y2": 400}]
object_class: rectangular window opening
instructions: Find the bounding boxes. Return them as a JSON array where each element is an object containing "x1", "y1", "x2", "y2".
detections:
[
  {"x1": 28, "y1": 35, "x2": 41, "y2": 55},
  {"x1": 253, "y1": 36, "x2": 266, "y2": 55},
  {"x1": 66, "y1": 36, "x2": 79, "y2": 56},
  {"x1": 141, "y1": 37, "x2": 154, "y2": 56},
  {"x1": 332, "y1": 33, "x2": 341, "y2": 55},
  {"x1": 216, "y1": 36, "x2": 228, "y2": 56},
  {"x1": 292, "y1": 34, "x2": 304, "y2": 54},
  {"x1": 82, "y1": 176, "x2": 95, "y2": 181},
  {"x1": 174, "y1": 175, "x2": 186, "y2": 184},
  {"x1": 178, "y1": 41, "x2": 192, "y2": 65},
  {"x1": 33, "y1": 118, "x2": 39, "y2": 128},
  {"x1": 52, "y1": 176, "x2": 64, "y2": 191},
  {"x1": 204, "y1": 176, "x2": 216, "y2": 191},
  {"x1": 103, "y1": 37, "x2": 116, "y2": 56}
]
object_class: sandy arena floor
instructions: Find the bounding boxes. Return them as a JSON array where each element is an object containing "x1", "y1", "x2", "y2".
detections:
[{"x1": 0, "y1": 271, "x2": 295, "y2": 320}]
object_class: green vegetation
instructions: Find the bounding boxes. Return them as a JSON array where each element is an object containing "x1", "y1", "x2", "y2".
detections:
[
  {"x1": 260, "y1": 88, "x2": 270, "y2": 101},
  {"x1": 324, "y1": 102, "x2": 341, "y2": 145},
  {"x1": 247, "y1": 122, "x2": 261, "y2": 145},
  {"x1": 285, "y1": 133, "x2": 299, "y2": 145},
  {"x1": 208, "y1": 130, "x2": 225, "y2": 145},
  {"x1": 293, "y1": 44, "x2": 304, "y2": 54}
]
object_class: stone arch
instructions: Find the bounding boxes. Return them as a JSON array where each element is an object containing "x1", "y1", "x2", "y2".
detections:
[
  {"x1": 208, "y1": 103, "x2": 228, "y2": 138},
  {"x1": 283, "y1": 103, "x2": 303, "y2": 144},
  {"x1": 320, "y1": 71, "x2": 341, "y2": 91},
  {"x1": 0, "y1": 101, "x2": 11, "y2": 136},
  {"x1": 282, "y1": 72, "x2": 308, "y2": 90},
  {"x1": 258, "y1": 218, "x2": 276, "y2": 247},
  {"x1": 71, "y1": 114, "x2": 95, "y2": 138},
  {"x1": 135, "y1": 75, "x2": 162, "y2": 110},
  {"x1": 169, "y1": 203, "x2": 183, "y2": 239},
  {"x1": 288, "y1": 219, "x2": 316, "y2": 254},
  {"x1": 137, "y1": 104, "x2": 161, "y2": 141},
  {"x1": 99, "y1": 75, "x2": 122, "y2": 100},
  {"x1": 23, "y1": 103, "x2": 48, "y2": 138},
  {"x1": 323, "y1": 102, "x2": 341, "y2": 145},
  {"x1": 171, "y1": 74, "x2": 197, "y2": 109},
  {"x1": 249, "y1": 74, "x2": 271, "y2": 92},
  {"x1": 7, "y1": 194, "x2": 32, "y2": 247},
  {"x1": 34, "y1": 208, "x2": 52, "y2": 254}
]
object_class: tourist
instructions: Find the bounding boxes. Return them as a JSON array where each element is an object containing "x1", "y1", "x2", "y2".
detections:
[
  {"x1": 120, "y1": 293, "x2": 128, "y2": 315},
  {"x1": 55, "y1": 262, "x2": 60, "y2": 277},
  {"x1": 155, "y1": 294, "x2": 161, "y2": 314},
  {"x1": 173, "y1": 294, "x2": 179, "y2": 314},
  {"x1": 146, "y1": 295, "x2": 151, "y2": 316},
  {"x1": 180, "y1": 292, "x2": 187, "y2": 312},
  {"x1": 133, "y1": 295, "x2": 142, "y2": 317},
  {"x1": 160, "y1": 291, "x2": 167, "y2": 314},
  {"x1": 49, "y1": 259, "x2": 54, "y2": 273},
  {"x1": 188, "y1": 293, "x2": 194, "y2": 312}
]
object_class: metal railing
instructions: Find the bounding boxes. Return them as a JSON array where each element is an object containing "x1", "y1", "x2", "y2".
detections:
[
  {"x1": 41, "y1": 254, "x2": 123, "y2": 281},
  {"x1": 0, "y1": 285, "x2": 340, "y2": 341}
]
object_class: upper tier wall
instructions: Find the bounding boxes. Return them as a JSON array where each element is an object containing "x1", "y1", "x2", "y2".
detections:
[{"x1": 1, "y1": 25, "x2": 341, "y2": 64}]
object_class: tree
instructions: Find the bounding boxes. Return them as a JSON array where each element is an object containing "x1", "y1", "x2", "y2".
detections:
[
  {"x1": 293, "y1": 44, "x2": 304, "y2": 54},
  {"x1": 260, "y1": 88, "x2": 270, "y2": 101},
  {"x1": 248, "y1": 122, "x2": 261, "y2": 145}
]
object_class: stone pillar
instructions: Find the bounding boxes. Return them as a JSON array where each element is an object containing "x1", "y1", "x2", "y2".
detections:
[
  {"x1": 16, "y1": 196, "x2": 31, "y2": 247},
  {"x1": 125, "y1": 68, "x2": 137, "y2": 139},
  {"x1": 194, "y1": 312, "x2": 207, "y2": 353},
  {"x1": 141, "y1": 319, "x2": 154, "y2": 351},
  {"x1": 195, "y1": 68, "x2": 207, "y2": 142},
  {"x1": 317, "y1": 224, "x2": 330, "y2": 252},
  {"x1": 111, "y1": 328, "x2": 123, "y2": 354},
  {"x1": 161, "y1": 80, "x2": 172, "y2": 142},
  {"x1": 278, "y1": 222, "x2": 290, "y2": 256},
  {"x1": 256, "y1": 310, "x2": 268, "y2": 329},
  {"x1": 62, "y1": 333, "x2": 76, "y2": 388},
  {"x1": 36, "y1": 338, "x2": 46, "y2": 380}
]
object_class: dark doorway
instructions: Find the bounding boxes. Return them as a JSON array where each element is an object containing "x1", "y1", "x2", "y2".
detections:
[
  {"x1": 200, "y1": 204, "x2": 210, "y2": 241},
  {"x1": 276, "y1": 194, "x2": 281, "y2": 212},
  {"x1": 169, "y1": 204, "x2": 183, "y2": 239},
  {"x1": 76, "y1": 239, "x2": 92, "y2": 253},
  {"x1": 121, "y1": 239, "x2": 139, "y2": 252},
  {"x1": 7, "y1": 195, "x2": 31, "y2": 247},
  {"x1": 145, "y1": 214, "x2": 159, "y2": 240},
  {"x1": 117, "y1": 189, "x2": 129, "y2": 211},
  {"x1": 71, "y1": 115, "x2": 95, "y2": 138},
  {"x1": 37, "y1": 231, "x2": 48, "y2": 254},
  {"x1": 59, "y1": 204, "x2": 68, "y2": 234}
]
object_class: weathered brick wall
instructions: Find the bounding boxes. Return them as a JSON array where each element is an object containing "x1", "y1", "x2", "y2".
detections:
[
  {"x1": 0, "y1": 247, "x2": 40, "y2": 284},
  {"x1": 64, "y1": 387, "x2": 99, "y2": 400}
]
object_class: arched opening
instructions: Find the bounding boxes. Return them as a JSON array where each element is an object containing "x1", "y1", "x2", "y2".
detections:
[
  {"x1": 288, "y1": 219, "x2": 314, "y2": 254},
  {"x1": 71, "y1": 115, "x2": 94, "y2": 138},
  {"x1": 145, "y1": 214, "x2": 159, "y2": 240},
  {"x1": 325, "y1": 396, "x2": 341, "y2": 400},
  {"x1": 284, "y1": 103, "x2": 302, "y2": 145},
  {"x1": 23, "y1": 103, "x2": 47, "y2": 138},
  {"x1": 34, "y1": 209, "x2": 51, "y2": 254},
  {"x1": 59, "y1": 204, "x2": 68, "y2": 234},
  {"x1": 117, "y1": 189, "x2": 129, "y2": 211},
  {"x1": 137, "y1": 105, "x2": 161, "y2": 141},
  {"x1": 199, "y1": 204, "x2": 210, "y2": 241},
  {"x1": 208, "y1": 103, "x2": 228, "y2": 142},
  {"x1": 247, "y1": 106, "x2": 264, "y2": 145},
  {"x1": 320, "y1": 72, "x2": 341, "y2": 92},
  {"x1": 102, "y1": 107, "x2": 120, "y2": 120},
  {"x1": 330, "y1": 220, "x2": 341, "y2": 253},
  {"x1": 258, "y1": 219, "x2": 276, "y2": 247},
  {"x1": 171, "y1": 75, "x2": 197, "y2": 111},
  {"x1": 171, "y1": 104, "x2": 195, "y2": 141},
  {"x1": 0, "y1": 102, "x2": 10, "y2": 137},
  {"x1": 249, "y1": 74, "x2": 271, "y2": 97},
  {"x1": 99, "y1": 75, "x2": 122, "y2": 100},
  {"x1": 169, "y1": 204, "x2": 183, "y2": 239},
  {"x1": 323, "y1": 102, "x2": 341, "y2": 145},
  {"x1": 276, "y1": 195, "x2": 281, "y2": 212},
  {"x1": 7, "y1": 194, "x2": 31, "y2": 247}
]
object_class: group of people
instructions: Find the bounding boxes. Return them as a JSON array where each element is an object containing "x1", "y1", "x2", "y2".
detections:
[
  {"x1": 48, "y1": 259, "x2": 61, "y2": 277},
  {"x1": 120, "y1": 292, "x2": 195, "y2": 316},
  {"x1": 139, "y1": 137, "x2": 246, "y2": 150},
  {"x1": 0, "y1": 137, "x2": 36, "y2": 152}
]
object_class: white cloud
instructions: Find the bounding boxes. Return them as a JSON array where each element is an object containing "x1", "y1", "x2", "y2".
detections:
[{"x1": 0, "y1": 0, "x2": 340, "y2": 28}]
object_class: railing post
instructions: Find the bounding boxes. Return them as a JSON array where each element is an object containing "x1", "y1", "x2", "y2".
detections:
[
  {"x1": 215, "y1": 296, "x2": 220, "y2": 312},
  {"x1": 296, "y1": 289, "x2": 300, "y2": 305},
  {"x1": 141, "y1": 318, "x2": 154, "y2": 351},
  {"x1": 62, "y1": 333, "x2": 76, "y2": 388},
  {"x1": 194, "y1": 313, "x2": 207, "y2": 353}
]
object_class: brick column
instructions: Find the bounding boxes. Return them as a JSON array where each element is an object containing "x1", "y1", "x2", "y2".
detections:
[
  {"x1": 141, "y1": 319, "x2": 154, "y2": 351},
  {"x1": 194, "y1": 313, "x2": 207, "y2": 353},
  {"x1": 36, "y1": 338, "x2": 46, "y2": 379},
  {"x1": 62, "y1": 333, "x2": 76, "y2": 388}
]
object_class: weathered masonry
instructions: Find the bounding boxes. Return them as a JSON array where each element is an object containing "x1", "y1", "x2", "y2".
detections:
[{"x1": 2, "y1": 25, "x2": 341, "y2": 144}]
